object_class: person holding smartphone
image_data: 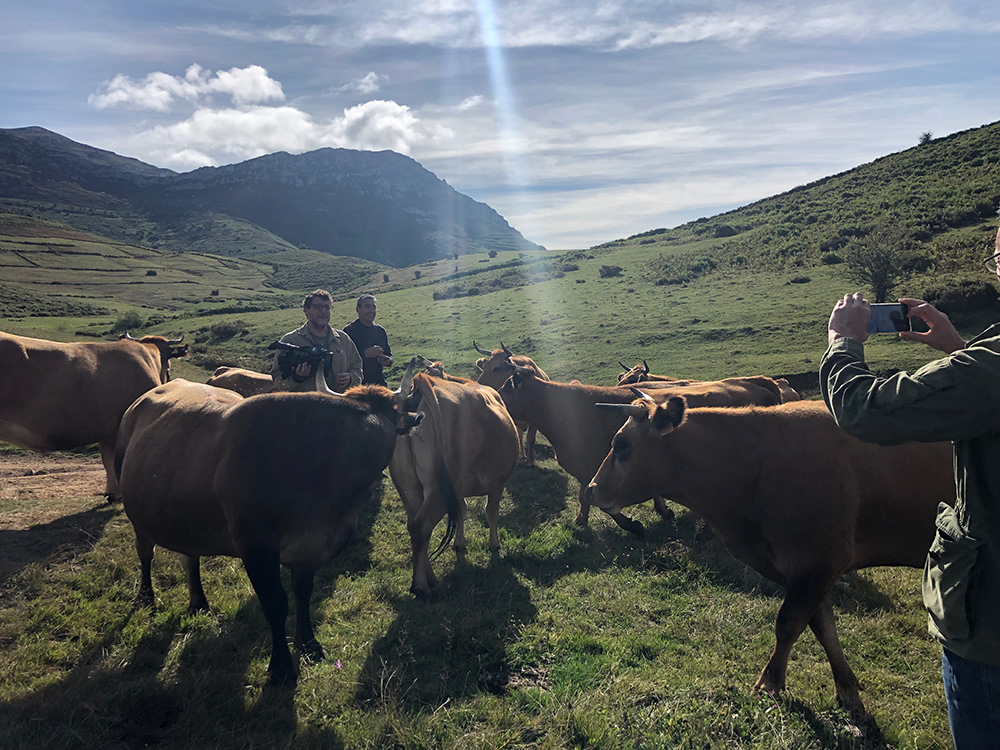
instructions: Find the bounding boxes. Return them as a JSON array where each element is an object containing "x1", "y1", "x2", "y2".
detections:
[{"x1": 820, "y1": 220, "x2": 1000, "y2": 748}]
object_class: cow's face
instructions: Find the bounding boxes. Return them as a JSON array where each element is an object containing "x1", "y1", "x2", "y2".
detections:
[
  {"x1": 616, "y1": 362, "x2": 649, "y2": 385},
  {"x1": 476, "y1": 351, "x2": 513, "y2": 389},
  {"x1": 586, "y1": 397, "x2": 687, "y2": 514},
  {"x1": 495, "y1": 366, "x2": 534, "y2": 419}
]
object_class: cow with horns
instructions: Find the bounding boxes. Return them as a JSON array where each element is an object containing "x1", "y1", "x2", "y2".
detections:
[
  {"x1": 115, "y1": 361, "x2": 426, "y2": 686},
  {"x1": 615, "y1": 360, "x2": 801, "y2": 401},
  {"x1": 473, "y1": 341, "x2": 549, "y2": 466},
  {"x1": 0, "y1": 330, "x2": 187, "y2": 500},
  {"x1": 497, "y1": 367, "x2": 785, "y2": 535}
]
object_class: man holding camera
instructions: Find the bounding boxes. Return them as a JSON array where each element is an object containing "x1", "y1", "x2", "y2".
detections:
[
  {"x1": 270, "y1": 289, "x2": 363, "y2": 393},
  {"x1": 821, "y1": 222, "x2": 1000, "y2": 748},
  {"x1": 343, "y1": 293, "x2": 393, "y2": 386}
]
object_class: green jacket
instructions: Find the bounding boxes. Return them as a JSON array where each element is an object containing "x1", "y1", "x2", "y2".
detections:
[
  {"x1": 821, "y1": 325, "x2": 1000, "y2": 666},
  {"x1": 270, "y1": 324, "x2": 363, "y2": 393}
]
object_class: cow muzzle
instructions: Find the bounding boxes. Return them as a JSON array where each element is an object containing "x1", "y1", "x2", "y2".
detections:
[{"x1": 584, "y1": 482, "x2": 620, "y2": 515}]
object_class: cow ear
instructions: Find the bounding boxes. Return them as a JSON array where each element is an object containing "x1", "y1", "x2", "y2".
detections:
[
  {"x1": 652, "y1": 396, "x2": 686, "y2": 435},
  {"x1": 475, "y1": 358, "x2": 486, "y2": 372}
]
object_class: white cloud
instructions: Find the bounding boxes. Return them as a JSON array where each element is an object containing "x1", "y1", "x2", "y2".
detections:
[
  {"x1": 241, "y1": 0, "x2": 1000, "y2": 51},
  {"x1": 128, "y1": 99, "x2": 452, "y2": 168},
  {"x1": 339, "y1": 71, "x2": 385, "y2": 94},
  {"x1": 458, "y1": 95, "x2": 485, "y2": 111},
  {"x1": 88, "y1": 64, "x2": 284, "y2": 111}
]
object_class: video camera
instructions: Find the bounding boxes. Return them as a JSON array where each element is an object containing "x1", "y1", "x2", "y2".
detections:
[{"x1": 268, "y1": 340, "x2": 333, "y2": 380}]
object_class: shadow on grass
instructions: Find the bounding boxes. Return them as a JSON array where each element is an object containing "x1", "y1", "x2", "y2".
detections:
[
  {"x1": 783, "y1": 695, "x2": 892, "y2": 750},
  {"x1": 0, "y1": 501, "x2": 118, "y2": 582},
  {"x1": 0, "y1": 590, "x2": 337, "y2": 749},
  {"x1": 501, "y1": 463, "x2": 571, "y2": 536},
  {"x1": 354, "y1": 556, "x2": 538, "y2": 711}
]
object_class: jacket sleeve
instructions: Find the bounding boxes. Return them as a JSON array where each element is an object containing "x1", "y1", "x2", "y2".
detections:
[{"x1": 821, "y1": 337, "x2": 1000, "y2": 445}]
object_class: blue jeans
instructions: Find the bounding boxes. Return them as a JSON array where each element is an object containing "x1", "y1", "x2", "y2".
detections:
[{"x1": 942, "y1": 648, "x2": 1000, "y2": 749}]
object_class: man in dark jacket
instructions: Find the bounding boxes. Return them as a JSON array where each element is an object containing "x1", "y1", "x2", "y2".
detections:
[
  {"x1": 821, "y1": 221, "x2": 1000, "y2": 749},
  {"x1": 344, "y1": 293, "x2": 393, "y2": 386}
]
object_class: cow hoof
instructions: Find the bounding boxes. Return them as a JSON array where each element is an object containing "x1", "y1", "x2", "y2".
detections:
[
  {"x1": 835, "y1": 686, "x2": 865, "y2": 717},
  {"x1": 105, "y1": 493, "x2": 121, "y2": 504},
  {"x1": 574, "y1": 513, "x2": 590, "y2": 527},
  {"x1": 298, "y1": 640, "x2": 325, "y2": 663}
]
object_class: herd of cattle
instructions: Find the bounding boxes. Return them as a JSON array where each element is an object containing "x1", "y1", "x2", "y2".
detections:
[{"x1": 0, "y1": 330, "x2": 955, "y2": 713}]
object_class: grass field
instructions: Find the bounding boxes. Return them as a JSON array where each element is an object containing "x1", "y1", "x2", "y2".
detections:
[
  {"x1": 0, "y1": 445, "x2": 951, "y2": 749},
  {"x1": 0, "y1": 217, "x2": 980, "y2": 749}
]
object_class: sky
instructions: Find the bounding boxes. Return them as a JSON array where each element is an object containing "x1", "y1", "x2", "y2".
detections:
[{"x1": 3, "y1": 1, "x2": 1000, "y2": 250}]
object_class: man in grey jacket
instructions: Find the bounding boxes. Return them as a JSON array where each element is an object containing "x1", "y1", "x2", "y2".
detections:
[
  {"x1": 271, "y1": 289, "x2": 363, "y2": 393},
  {"x1": 821, "y1": 222, "x2": 1000, "y2": 748}
]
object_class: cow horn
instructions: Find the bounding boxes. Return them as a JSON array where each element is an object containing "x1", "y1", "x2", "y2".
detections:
[
  {"x1": 500, "y1": 341, "x2": 514, "y2": 357},
  {"x1": 472, "y1": 340, "x2": 492, "y2": 355},
  {"x1": 595, "y1": 403, "x2": 648, "y2": 418},
  {"x1": 314, "y1": 364, "x2": 338, "y2": 396},
  {"x1": 642, "y1": 360, "x2": 649, "y2": 374},
  {"x1": 629, "y1": 387, "x2": 656, "y2": 402},
  {"x1": 618, "y1": 360, "x2": 630, "y2": 372},
  {"x1": 167, "y1": 334, "x2": 184, "y2": 345},
  {"x1": 394, "y1": 357, "x2": 419, "y2": 402},
  {"x1": 121, "y1": 331, "x2": 138, "y2": 341},
  {"x1": 420, "y1": 356, "x2": 437, "y2": 368}
]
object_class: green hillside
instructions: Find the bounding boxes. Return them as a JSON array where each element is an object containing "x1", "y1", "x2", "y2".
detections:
[
  {"x1": 601, "y1": 121, "x2": 1000, "y2": 287},
  {"x1": 3, "y1": 120, "x2": 1000, "y2": 389}
]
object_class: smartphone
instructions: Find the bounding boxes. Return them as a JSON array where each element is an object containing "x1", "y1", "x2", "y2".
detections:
[{"x1": 866, "y1": 303, "x2": 912, "y2": 334}]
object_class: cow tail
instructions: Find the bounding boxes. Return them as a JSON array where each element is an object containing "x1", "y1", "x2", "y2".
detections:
[{"x1": 431, "y1": 457, "x2": 460, "y2": 559}]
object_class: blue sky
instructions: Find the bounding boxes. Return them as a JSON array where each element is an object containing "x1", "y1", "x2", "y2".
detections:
[{"x1": 4, "y1": 1, "x2": 999, "y2": 249}]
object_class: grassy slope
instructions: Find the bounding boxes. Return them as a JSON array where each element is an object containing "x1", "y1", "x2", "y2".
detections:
[{"x1": 5, "y1": 125, "x2": 1000, "y2": 748}]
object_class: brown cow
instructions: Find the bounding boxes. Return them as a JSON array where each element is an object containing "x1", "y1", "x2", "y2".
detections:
[
  {"x1": 0, "y1": 331, "x2": 187, "y2": 499},
  {"x1": 585, "y1": 397, "x2": 954, "y2": 712},
  {"x1": 391, "y1": 371, "x2": 519, "y2": 599},
  {"x1": 497, "y1": 369, "x2": 783, "y2": 535},
  {"x1": 473, "y1": 341, "x2": 548, "y2": 466},
  {"x1": 616, "y1": 361, "x2": 801, "y2": 401},
  {"x1": 115, "y1": 364, "x2": 426, "y2": 686},
  {"x1": 206, "y1": 366, "x2": 276, "y2": 397}
]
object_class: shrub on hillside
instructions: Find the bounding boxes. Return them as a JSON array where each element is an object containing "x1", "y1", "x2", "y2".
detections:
[
  {"x1": 599, "y1": 265, "x2": 624, "y2": 278},
  {"x1": 208, "y1": 320, "x2": 250, "y2": 341},
  {"x1": 112, "y1": 310, "x2": 145, "y2": 333}
]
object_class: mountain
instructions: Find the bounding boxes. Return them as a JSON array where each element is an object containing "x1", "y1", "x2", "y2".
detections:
[{"x1": 0, "y1": 127, "x2": 543, "y2": 266}]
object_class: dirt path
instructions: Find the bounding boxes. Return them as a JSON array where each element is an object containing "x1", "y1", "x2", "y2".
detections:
[
  {"x1": 0, "y1": 451, "x2": 116, "y2": 581},
  {"x1": 1, "y1": 452, "x2": 107, "y2": 524}
]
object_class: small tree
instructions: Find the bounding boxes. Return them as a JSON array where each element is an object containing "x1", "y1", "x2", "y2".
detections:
[
  {"x1": 383, "y1": 273, "x2": 390, "y2": 283},
  {"x1": 842, "y1": 225, "x2": 916, "y2": 302},
  {"x1": 488, "y1": 250, "x2": 497, "y2": 258},
  {"x1": 414, "y1": 270, "x2": 422, "y2": 279},
  {"x1": 918, "y1": 131, "x2": 933, "y2": 145}
]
